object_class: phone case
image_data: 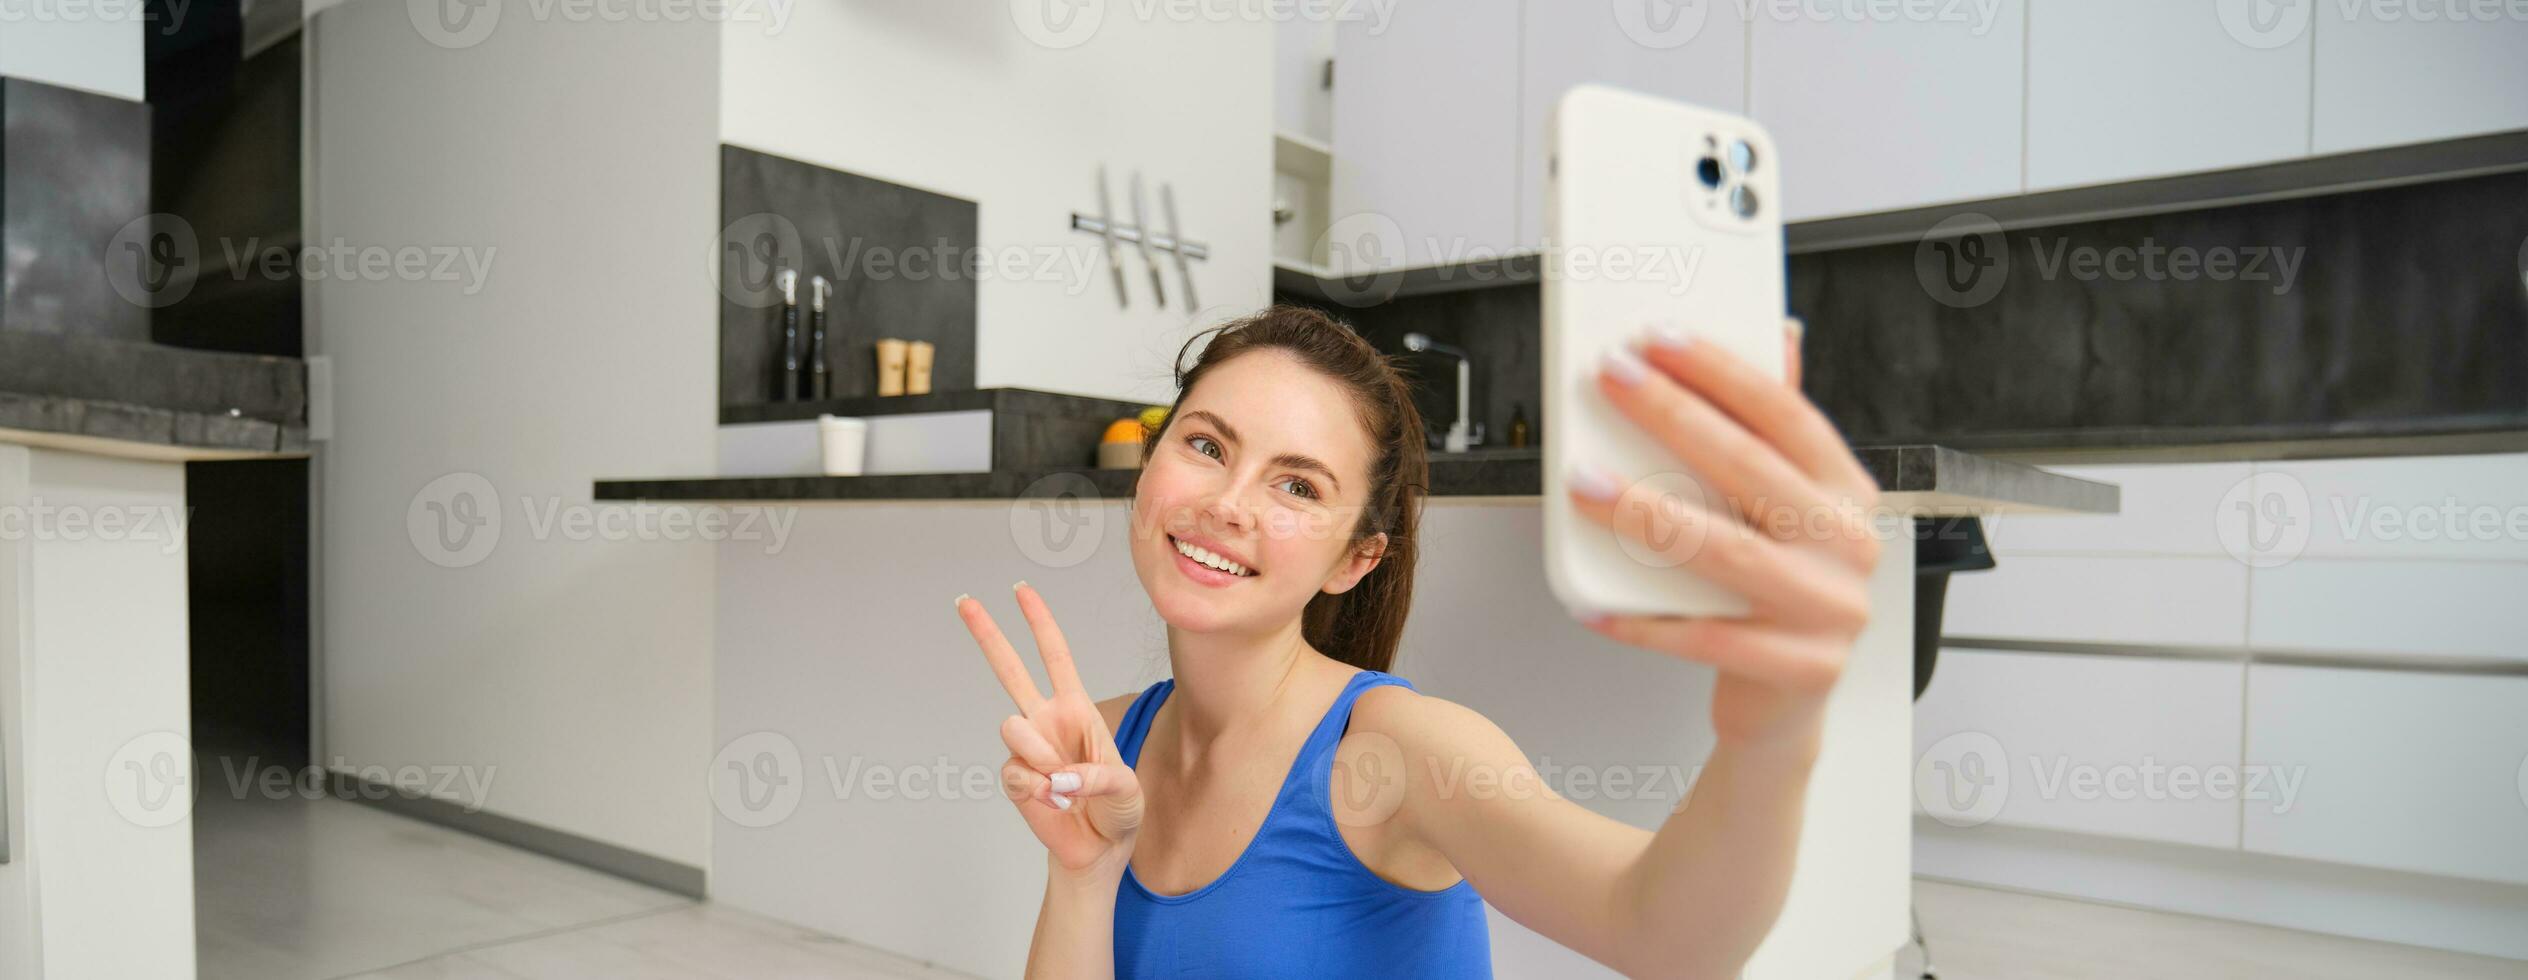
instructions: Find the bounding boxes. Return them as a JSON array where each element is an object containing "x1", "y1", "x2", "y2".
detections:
[{"x1": 1542, "y1": 84, "x2": 1787, "y2": 618}]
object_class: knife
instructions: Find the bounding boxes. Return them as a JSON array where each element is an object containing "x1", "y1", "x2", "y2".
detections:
[
  {"x1": 1096, "y1": 165, "x2": 1127, "y2": 307},
  {"x1": 1130, "y1": 170, "x2": 1166, "y2": 307},
  {"x1": 1161, "y1": 182, "x2": 1197, "y2": 312}
]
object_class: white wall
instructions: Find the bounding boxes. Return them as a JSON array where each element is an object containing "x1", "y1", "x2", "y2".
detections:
[
  {"x1": 309, "y1": 0, "x2": 721, "y2": 867},
  {"x1": 0, "y1": 9, "x2": 144, "y2": 100},
  {"x1": 711, "y1": 499, "x2": 1913, "y2": 979},
  {"x1": 718, "y1": 4, "x2": 1273, "y2": 404},
  {"x1": 0, "y1": 446, "x2": 196, "y2": 980}
]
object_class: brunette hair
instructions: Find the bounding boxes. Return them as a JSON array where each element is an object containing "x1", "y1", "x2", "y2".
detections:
[{"x1": 1141, "y1": 305, "x2": 1430, "y2": 673}]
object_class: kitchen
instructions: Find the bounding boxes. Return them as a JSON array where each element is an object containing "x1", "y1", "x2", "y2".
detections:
[{"x1": 2, "y1": 1, "x2": 2525, "y2": 978}]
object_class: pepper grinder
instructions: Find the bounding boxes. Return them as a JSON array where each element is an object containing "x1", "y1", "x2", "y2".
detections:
[
  {"x1": 807, "y1": 275, "x2": 831, "y2": 400},
  {"x1": 776, "y1": 268, "x2": 801, "y2": 401}
]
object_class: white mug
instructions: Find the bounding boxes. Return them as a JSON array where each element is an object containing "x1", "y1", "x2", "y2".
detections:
[{"x1": 817, "y1": 415, "x2": 869, "y2": 477}]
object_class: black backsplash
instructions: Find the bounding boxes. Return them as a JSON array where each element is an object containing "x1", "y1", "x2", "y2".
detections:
[
  {"x1": 1792, "y1": 168, "x2": 2528, "y2": 447},
  {"x1": 3, "y1": 78, "x2": 152, "y2": 343},
  {"x1": 718, "y1": 145, "x2": 978, "y2": 418},
  {"x1": 1287, "y1": 169, "x2": 2528, "y2": 452}
]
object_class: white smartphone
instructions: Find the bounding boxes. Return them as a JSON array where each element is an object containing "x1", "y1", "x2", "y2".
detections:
[{"x1": 1543, "y1": 84, "x2": 1788, "y2": 618}]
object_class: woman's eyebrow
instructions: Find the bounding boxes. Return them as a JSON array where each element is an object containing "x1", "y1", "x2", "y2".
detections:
[{"x1": 1183, "y1": 409, "x2": 1343, "y2": 494}]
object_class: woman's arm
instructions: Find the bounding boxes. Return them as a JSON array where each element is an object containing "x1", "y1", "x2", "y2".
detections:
[
  {"x1": 1027, "y1": 858, "x2": 1123, "y2": 979},
  {"x1": 1366, "y1": 320, "x2": 1881, "y2": 979}
]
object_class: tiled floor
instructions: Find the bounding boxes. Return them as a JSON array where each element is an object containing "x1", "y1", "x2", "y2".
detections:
[{"x1": 196, "y1": 789, "x2": 2526, "y2": 979}]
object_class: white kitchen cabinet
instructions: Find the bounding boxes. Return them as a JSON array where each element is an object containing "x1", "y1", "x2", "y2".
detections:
[
  {"x1": 1514, "y1": 0, "x2": 1748, "y2": 247},
  {"x1": 1329, "y1": 1, "x2": 1522, "y2": 271},
  {"x1": 1981, "y1": 462, "x2": 2249, "y2": 557},
  {"x1": 2259, "y1": 453, "x2": 2528, "y2": 563},
  {"x1": 2244, "y1": 664, "x2": 2528, "y2": 887},
  {"x1": 2313, "y1": 5, "x2": 2528, "y2": 154},
  {"x1": 1915, "y1": 648, "x2": 2248, "y2": 848},
  {"x1": 2024, "y1": 0, "x2": 2311, "y2": 191},
  {"x1": 1748, "y1": 0, "x2": 2027, "y2": 221},
  {"x1": 1943, "y1": 554, "x2": 2250, "y2": 648}
]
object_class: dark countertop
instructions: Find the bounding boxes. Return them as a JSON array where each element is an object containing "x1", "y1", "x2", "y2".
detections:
[
  {"x1": 0, "y1": 332, "x2": 308, "y2": 458},
  {"x1": 595, "y1": 444, "x2": 2120, "y2": 515}
]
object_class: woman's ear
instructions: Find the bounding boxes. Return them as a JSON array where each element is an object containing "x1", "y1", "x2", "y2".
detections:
[{"x1": 1321, "y1": 532, "x2": 1388, "y2": 596}]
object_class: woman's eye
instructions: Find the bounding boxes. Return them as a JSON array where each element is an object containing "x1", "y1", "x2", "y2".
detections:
[
  {"x1": 1187, "y1": 434, "x2": 1222, "y2": 460},
  {"x1": 1276, "y1": 477, "x2": 1320, "y2": 500}
]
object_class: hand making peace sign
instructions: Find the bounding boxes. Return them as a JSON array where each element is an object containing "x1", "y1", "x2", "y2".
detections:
[{"x1": 955, "y1": 582, "x2": 1144, "y2": 876}]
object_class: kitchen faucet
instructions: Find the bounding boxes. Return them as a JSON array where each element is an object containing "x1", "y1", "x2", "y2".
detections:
[{"x1": 1402, "y1": 333, "x2": 1482, "y2": 453}]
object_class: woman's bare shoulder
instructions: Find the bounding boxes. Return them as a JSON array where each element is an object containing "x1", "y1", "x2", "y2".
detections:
[
  {"x1": 1351, "y1": 683, "x2": 1522, "y2": 759},
  {"x1": 1096, "y1": 691, "x2": 1138, "y2": 735}
]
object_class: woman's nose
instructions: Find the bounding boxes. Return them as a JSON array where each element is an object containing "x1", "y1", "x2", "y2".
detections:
[{"x1": 1202, "y1": 482, "x2": 1257, "y2": 531}]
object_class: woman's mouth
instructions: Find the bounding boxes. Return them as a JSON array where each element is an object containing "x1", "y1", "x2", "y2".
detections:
[{"x1": 1168, "y1": 534, "x2": 1257, "y2": 586}]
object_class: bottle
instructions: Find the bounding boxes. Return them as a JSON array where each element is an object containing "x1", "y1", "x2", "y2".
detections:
[
  {"x1": 1508, "y1": 402, "x2": 1531, "y2": 448},
  {"x1": 777, "y1": 268, "x2": 801, "y2": 402},
  {"x1": 807, "y1": 276, "x2": 831, "y2": 400}
]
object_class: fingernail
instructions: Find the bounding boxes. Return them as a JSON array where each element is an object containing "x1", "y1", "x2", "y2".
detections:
[
  {"x1": 1566, "y1": 462, "x2": 1622, "y2": 503},
  {"x1": 1012, "y1": 580, "x2": 1030, "y2": 593},
  {"x1": 1601, "y1": 345, "x2": 1651, "y2": 386},
  {"x1": 1572, "y1": 607, "x2": 1612, "y2": 629},
  {"x1": 1786, "y1": 316, "x2": 1806, "y2": 344},
  {"x1": 1049, "y1": 771, "x2": 1081, "y2": 793},
  {"x1": 1645, "y1": 322, "x2": 1694, "y2": 352},
  {"x1": 953, "y1": 593, "x2": 971, "y2": 610},
  {"x1": 1049, "y1": 793, "x2": 1073, "y2": 811}
]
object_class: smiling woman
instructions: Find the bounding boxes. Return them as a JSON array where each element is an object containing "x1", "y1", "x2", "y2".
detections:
[{"x1": 951, "y1": 303, "x2": 1884, "y2": 979}]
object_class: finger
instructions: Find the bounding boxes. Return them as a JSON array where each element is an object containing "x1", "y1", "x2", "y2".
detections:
[
  {"x1": 1043, "y1": 760, "x2": 1138, "y2": 800},
  {"x1": 1568, "y1": 465, "x2": 1872, "y2": 633},
  {"x1": 1000, "y1": 714, "x2": 1066, "y2": 772},
  {"x1": 1633, "y1": 323, "x2": 1876, "y2": 502},
  {"x1": 1580, "y1": 615, "x2": 1848, "y2": 696},
  {"x1": 1000, "y1": 758, "x2": 1055, "y2": 805},
  {"x1": 1783, "y1": 316, "x2": 1805, "y2": 391},
  {"x1": 1012, "y1": 581, "x2": 1085, "y2": 701},
  {"x1": 1598, "y1": 343, "x2": 1843, "y2": 537},
  {"x1": 957, "y1": 594, "x2": 1045, "y2": 713}
]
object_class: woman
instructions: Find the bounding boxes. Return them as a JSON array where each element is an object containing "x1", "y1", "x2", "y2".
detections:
[{"x1": 954, "y1": 305, "x2": 1883, "y2": 978}]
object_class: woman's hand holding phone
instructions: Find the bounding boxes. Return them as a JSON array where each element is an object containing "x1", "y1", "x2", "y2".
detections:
[
  {"x1": 956, "y1": 583, "x2": 1143, "y2": 879},
  {"x1": 1566, "y1": 319, "x2": 1885, "y2": 754}
]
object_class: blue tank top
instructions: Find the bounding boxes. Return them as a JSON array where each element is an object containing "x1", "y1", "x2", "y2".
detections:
[{"x1": 1111, "y1": 669, "x2": 1492, "y2": 979}]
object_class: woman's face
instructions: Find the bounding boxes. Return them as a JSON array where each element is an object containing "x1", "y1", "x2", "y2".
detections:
[{"x1": 1130, "y1": 349, "x2": 1386, "y2": 638}]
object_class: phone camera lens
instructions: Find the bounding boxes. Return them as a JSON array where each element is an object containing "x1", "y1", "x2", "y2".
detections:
[
  {"x1": 1695, "y1": 156, "x2": 1724, "y2": 189},
  {"x1": 1727, "y1": 139, "x2": 1757, "y2": 174},
  {"x1": 1729, "y1": 184, "x2": 1761, "y2": 220}
]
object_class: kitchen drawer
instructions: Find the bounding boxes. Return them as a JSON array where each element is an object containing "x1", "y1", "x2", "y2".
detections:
[
  {"x1": 1981, "y1": 462, "x2": 2248, "y2": 558},
  {"x1": 1916, "y1": 648, "x2": 2247, "y2": 848},
  {"x1": 2249, "y1": 559, "x2": 2528, "y2": 663},
  {"x1": 1944, "y1": 555, "x2": 2249, "y2": 648},
  {"x1": 2257, "y1": 454, "x2": 2528, "y2": 563},
  {"x1": 2243, "y1": 664, "x2": 2528, "y2": 886}
]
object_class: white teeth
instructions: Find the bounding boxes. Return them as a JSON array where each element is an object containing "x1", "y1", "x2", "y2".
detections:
[{"x1": 1173, "y1": 536, "x2": 1250, "y2": 576}]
